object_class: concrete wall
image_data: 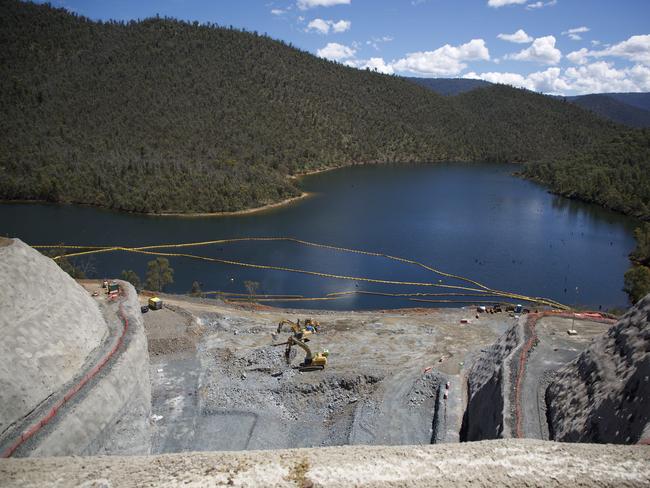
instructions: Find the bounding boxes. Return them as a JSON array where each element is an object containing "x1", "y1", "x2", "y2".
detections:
[
  {"x1": 29, "y1": 282, "x2": 152, "y2": 456},
  {"x1": 0, "y1": 239, "x2": 107, "y2": 436}
]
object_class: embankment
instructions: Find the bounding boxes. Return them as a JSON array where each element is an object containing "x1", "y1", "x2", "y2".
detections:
[
  {"x1": 0, "y1": 239, "x2": 107, "y2": 438},
  {"x1": 0, "y1": 238, "x2": 151, "y2": 456},
  {"x1": 460, "y1": 321, "x2": 521, "y2": 441},
  {"x1": 545, "y1": 294, "x2": 650, "y2": 444}
]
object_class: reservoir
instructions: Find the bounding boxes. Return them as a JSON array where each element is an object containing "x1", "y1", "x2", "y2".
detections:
[{"x1": 0, "y1": 163, "x2": 638, "y2": 310}]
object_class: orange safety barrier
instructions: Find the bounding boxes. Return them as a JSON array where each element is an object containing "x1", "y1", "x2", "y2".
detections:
[
  {"x1": 0, "y1": 292, "x2": 130, "y2": 458},
  {"x1": 513, "y1": 311, "x2": 616, "y2": 439}
]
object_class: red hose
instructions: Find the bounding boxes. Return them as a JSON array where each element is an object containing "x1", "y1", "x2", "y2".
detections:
[{"x1": 1, "y1": 293, "x2": 130, "y2": 458}]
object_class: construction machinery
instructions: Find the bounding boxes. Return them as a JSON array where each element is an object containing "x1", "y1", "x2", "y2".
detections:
[
  {"x1": 148, "y1": 297, "x2": 163, "y2": 310},
  {"x1": 273, "y1": 318, "x2": 328, "y2": 371},
  {"x1": 284, "y1": 334, "x2": 329, "y2": 371},
  {"x1": 276, "y1": 318, "x2": 320, "y2": 335}
]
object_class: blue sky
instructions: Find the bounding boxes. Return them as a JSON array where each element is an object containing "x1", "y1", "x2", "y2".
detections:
[{"x1": 42, "y1": 0, "x2": 650, "y2": 95}]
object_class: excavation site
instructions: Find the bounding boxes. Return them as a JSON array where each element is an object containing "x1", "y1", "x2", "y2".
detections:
[{"x1": 1, "y1": 238, "x2": 649, "y2": 487}]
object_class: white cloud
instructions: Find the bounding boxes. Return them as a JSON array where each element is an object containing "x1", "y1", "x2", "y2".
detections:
[
  {"x1": 600, "y1": 34, "x2": 650, "y2": 65},
  {"x1": 307, "y1": 18, "x2": 331, "y2": 34},
  {"x1": 507, "y1": 35, "x2": 561, "y2": 64},
  {"x1": 562, "y1": 26, "x2": 589, "y2": 41},
  {"x1": 526, "y1": 67, "x2": 570, "y2": 92},
  {"x1": 563, "y1": 26, "x2": 589, "y2": 35},
  {"x1": 565, "y1": 61, "x2": 650, "y2": 93},
  {"x1": 487, "y1": 0, "x2": 526, "y2": 7},
  {"x1": 270, "y1": 8, "x2": 286, "y2": 15},
  {"x1": 297, "y1": 0, "x2": 350, "y2": 10},
  {"x1": 565, "y1": 34, "x2": 650, "y2": 66},
  {"x1": 567, "y1": 47, "x2": 589, "y2": 65},
  {"x1": 367, "y1": 36, "x2": 394, "y2": 51},
  {"x1": 526, "y1": 0, "x2": 557, "y2": 9},
  {"x1": 465, "y1": 61, "x2": 650, "y2": 95},
  {"x1": 317, "y1": 42, "x2": 356, "y2": 61},
  {"x1": 361, "y1": 57, "x2": 395, "y2": 74},
  {"x1": 464, "y1": 67, "x2": 568, "y2": 93},
  {"x1": 393, "y1": 39, "x2": 490, "y2": 76},
  {"x1": 306, "y1": 18, "x2": 350, "y2": 34},
  {"x1": 465, "y1": 70, "x2": 529, "y2": 87},
  {"x1": 497, "y1": 29, "x2": 533, "y2": 44},
  {"x1": 332, "y1": 20, "x2": 351, "y2": 32}
]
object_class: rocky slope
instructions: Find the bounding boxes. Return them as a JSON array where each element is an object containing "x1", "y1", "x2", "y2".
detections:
[
  {"x1": 545, "y1": 294, "x2": 650, "y2": 443},
  {"x1": 0, "y1": 238, "x2": 107, "y2": 436}
]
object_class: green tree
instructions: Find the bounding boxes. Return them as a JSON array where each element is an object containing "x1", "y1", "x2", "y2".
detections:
[
  {"x1": 190, "y1": 280, "x2": 202, "y2": 297},
  {"x1": 145, "y1": 257, "x2": 174, "y2": 292},
  {"x1": 41, "y1": 246, "x2": 86, "y2": 279},
  {"x1": 623, "y1": 265, "x2": 650, "y2": 304},
  {"x1": 630, "y1": 223, "x2": 650, "y2": 266},
  {"x1": 57, "y1": 256, "x2": 86, "y2": 279},
  {"x1": 120, "y1": 269, "x2": 141, "y2": 291},
  {"x1": 244, "y1": 280, "x2": 259, "y2": 304}
]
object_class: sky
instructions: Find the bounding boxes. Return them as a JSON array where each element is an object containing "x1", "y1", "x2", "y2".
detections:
[{"x1": 41, "y1": 0, "x2": 650, "y2": 96}]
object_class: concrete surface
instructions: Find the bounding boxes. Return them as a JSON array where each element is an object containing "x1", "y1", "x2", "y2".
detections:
[
  {"x1": 0, "y1": 239, "x2": 107, "y2": 437},
  {"x1": 1, "y1": 439, "x2": 649, "y2": 487}
]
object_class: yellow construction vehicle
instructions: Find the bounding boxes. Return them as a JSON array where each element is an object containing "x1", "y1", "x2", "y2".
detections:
[
  {"x1": 273, "y1": 318, "x2": 328, "y2": 371},
  {"x1": 276, "y1": 318, "x2": 320, "y2": 335},
  {"x1": 284, "y1": 334, "x2": 329, "y2": 371}
]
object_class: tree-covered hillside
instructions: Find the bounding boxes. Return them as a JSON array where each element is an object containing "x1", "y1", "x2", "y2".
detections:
[
  {"x1": 564, "y1": 94, "x2": 650, "y2": 128},
  {"x1": 0, "y1": 0, "x2": 636, "y2": 214},
  {"x1": 524, "y1": 130, "x2": 650, "y2": 220}
]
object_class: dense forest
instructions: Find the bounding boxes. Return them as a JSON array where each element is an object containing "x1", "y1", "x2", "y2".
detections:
[
  {"x1": 1, "y1": 0, "x2": 639, "y2": 214},
  {"x1": 523, "y1": 130, "x2": 650, "y2": 220},
  {"x1": 624, "y1": 223, "x2": 650, "y2": 303}
]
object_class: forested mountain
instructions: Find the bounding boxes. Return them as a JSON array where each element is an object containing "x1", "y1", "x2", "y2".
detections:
[
  {"x1": 564, "y1": 94, "x2": 650, "y2": 128},
  {"x1": 607, "y1": 93, "x2": 650, "y2": 112},
  {"x1": 405, "y1": 78, "x2": 492, "y2": 96},
  {"x1": 524, "y1": 130, "x2": 650, "y2": 220},
  {"x1": 0, "y1": 0, "x2": 641, "y2": 214}
]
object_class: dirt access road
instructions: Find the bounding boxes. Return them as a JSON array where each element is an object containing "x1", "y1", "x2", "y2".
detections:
[
  {"x1": 141, "y1": 293, "x2": 513, "y2": 452},
  {"x1": 520, "y1": 315, "x2": 612, "y2": 440}
]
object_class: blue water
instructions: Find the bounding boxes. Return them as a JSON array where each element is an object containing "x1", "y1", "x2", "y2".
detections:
[{"x1": 0, "y1": 163, "x2": 638, "y2": 310}]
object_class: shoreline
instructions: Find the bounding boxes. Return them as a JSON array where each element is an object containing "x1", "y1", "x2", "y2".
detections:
[
  {"x1": 0, "y1": 192, "x2": 313, "y2": 219},
  {"x1": 149, "y1": 191, "x2": 312, "y2": 218}
]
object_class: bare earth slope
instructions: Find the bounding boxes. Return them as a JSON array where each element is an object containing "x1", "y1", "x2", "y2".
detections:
[
  {"x1": 0, "y1": 238, "x2": 107, "y2": 435},
  {"x1": 546, "y1": 294, "x2": 650, "y2": 443}
]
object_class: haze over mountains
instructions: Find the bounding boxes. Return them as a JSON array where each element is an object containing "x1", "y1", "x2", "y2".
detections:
[{"x1": 0, "y1": 0, "x2": 648, "y2": 219}]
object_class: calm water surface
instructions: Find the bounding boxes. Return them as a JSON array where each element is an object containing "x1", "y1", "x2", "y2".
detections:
[{"x1": 0, "y1": 164, "x2": 638, "y2": 310}]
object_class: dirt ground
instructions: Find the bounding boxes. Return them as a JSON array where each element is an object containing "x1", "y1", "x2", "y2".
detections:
[
  {"x1": 141, "y1": 294, "x2": 513, "y2": 452},
  {"x1": 521, "y1": 316, "x2": 613, "y2": 439}
]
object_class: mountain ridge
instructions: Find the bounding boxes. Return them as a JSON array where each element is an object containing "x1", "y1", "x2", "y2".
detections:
[{"x1": 0, "y1": 0, "x2": 635, "y2": 214}]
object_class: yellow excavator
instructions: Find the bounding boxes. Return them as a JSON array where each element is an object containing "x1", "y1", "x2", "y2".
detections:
[
  {"x1": 284, "y1": 334, "x2": 329, "y2": 371},
  {"x1": 276, "y1": 318, "x2": 320, "y2": 335},
  {"x1": 273, "y1": 318, "x2": 328, "y2": 371}
]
